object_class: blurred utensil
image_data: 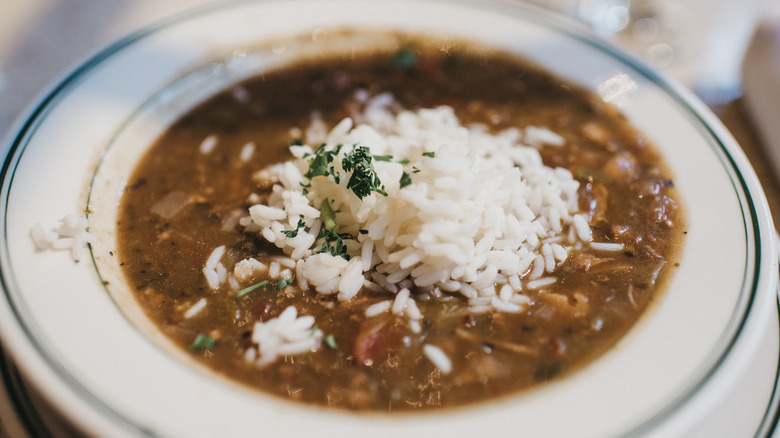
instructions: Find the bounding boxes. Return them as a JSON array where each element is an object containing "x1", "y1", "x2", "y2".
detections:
[{"x1": 742, "y1": 15, "x2": 780, "y2": 184}]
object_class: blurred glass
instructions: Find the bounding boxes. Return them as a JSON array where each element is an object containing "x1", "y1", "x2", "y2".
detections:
[{"x1": 526, "y1": 0, "x2": 769, "y2": 104}]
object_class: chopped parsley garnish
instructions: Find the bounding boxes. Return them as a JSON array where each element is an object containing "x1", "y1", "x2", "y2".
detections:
[
  {"x1": 399, "y1": 172, "x2": 412, "y2": 188},
  {"x1": 372, "y1": 154, "x2": 393, "y2": 162},
  {"x1": 319, "y1": 199, "x2": 337, "y2": 231},
  {"x1": 358, "y1": 229, "x2": 368, "y2": 235},
  {"x1": 275, "y1": 278, "x2": 294, "y2": 290},
  {"x1": 342, "y1": 146, "x2": 386, "y2": 199},
  {"x1": 396, "y1": 158, "x2": 410, "y2": 165},
  {"x1": 190, "y1": 334, "x2": 216, "y2": 350},
  {"x1": 315, "y1": 228, "x2": 353, "y2": 260},
  {"x1": 304, "y1": 143, "x2": 342, "y2": 181},
  {"x1": 236, "y1": 280, "x2": 269, "y2": 298},
  {"x1": 422, "y1": 151, "x2": 436, "y2": 158},
  {"x1": 281, "y1": 219, "x2": 306, "y2": 238},
  {"x1": 323, "y1": 334, "x2": 338, "y2": 349}
]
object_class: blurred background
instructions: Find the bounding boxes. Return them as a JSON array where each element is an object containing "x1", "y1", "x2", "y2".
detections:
[
  {"x1": 0, "y1": 0, "x2": 776, "y2": 129},
  {"x1": 1, "y1": 0, "x2": 780, "y2": 436},
  {"x1": 528, "y1": 0, "x2": 771, "y2": 104}
]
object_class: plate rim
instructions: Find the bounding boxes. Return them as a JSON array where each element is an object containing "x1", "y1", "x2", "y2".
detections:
[{"x1": 0, "y1": 0, "x2": 775, "y2": 436}]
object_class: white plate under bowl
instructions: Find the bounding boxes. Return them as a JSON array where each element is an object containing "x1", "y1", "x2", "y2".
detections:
[{"x1": 0, "y1": 1, "x2": 777, "y2": 437}]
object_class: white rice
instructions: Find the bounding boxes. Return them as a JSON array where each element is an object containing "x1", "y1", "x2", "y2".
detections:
[
  {"x1": 526, "y1": 277, "x2": 557, "y2": 290},
  {"x1": 590, "y1": 242, "x2": 626, "y2": 251},
  {"x1": 365, "y1": 300, "x2": 392, "y2": 317},
  {"x1": 184, "y1": 298, "x2": 207, "y2": 319},
  {"x1": 404, "y1": 298, "x2": 423, "y2": 320},
  {"x1": 203, "y1": 268, "x2": 220, "y2": 290},
  {"x1": 233, "y1": 257, "x2": 267, "y2": 282},
  {"x1": 423, "y1": 344, "x2": 452, "y2": 374},
  {"x1": 230, "y1": 93, "x2": 596, "y2": 367},
  {"x1": 243, "y1": 94, "x2": 590, "y2": 310},
  {"x1": 203, "y1": 245, "x2": 227, "y2": 289},
  {"x1": 30, "y1": 214, "x2": 96, "y2": 262},
  {"x1": 199, "y1": 134, "x2": 218, "y2": 154},
  {"x1": 205, "y1": 245, "x2": 226, "y2": 270},
  {"x1": 391, "y1": 288, "x2": 410, "y2": 315},
  {"x1": 240, "y1": 141, "x2": 256, "y2": 162},
  {"x1": 523, "y1": 125, "x2": 565, "y2": 147},
  {"x1": 247, "y1": 305, "x2": 323, "y2": 366},
  {"x1": 269, "y1": 261, "x2": 280, "y2": 279}
]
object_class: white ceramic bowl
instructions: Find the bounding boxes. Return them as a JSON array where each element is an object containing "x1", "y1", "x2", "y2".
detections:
[{"x1": 0, "y1": 1, "x2": 777, "y2": 437}]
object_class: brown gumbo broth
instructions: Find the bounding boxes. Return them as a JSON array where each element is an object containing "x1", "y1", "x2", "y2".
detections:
[{"x1": 116, "y1": 36, "x2": 684, "y2": 411}]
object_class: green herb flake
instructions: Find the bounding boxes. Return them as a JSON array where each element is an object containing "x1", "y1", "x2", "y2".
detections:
[
  {"x1": 236, "y1": 280, "x2": 269, "y2": 298},
  {"x1": 323, "y1": 334, "x2": 338, "y2": 350},
  {"x1": 281, "y1": 219, "x2": 306, "y2": 238},
  {"x1": 397, "y1": 158, "x2": 410, "y2": 165},
  {"x1": 393, "y1": 47, "x2": 419, "y2": 71},
  {"x1": 304, "y1": 143, "x2": 342, "y2": 181},
  {"x1": 190, "y1": 334, "x2": 216, "y2": 350},
  {"x1": 319, "y1": 199, "x2": 337, "y2": 231},
  {"x1": 275, "y1": 278, "x2": 294, "y2": 290},
  {"x1": 315, "y1": 228, "x2": 353, "y2": 260},
  {"x1": 372, "y1": 154, "x2": 393, "y2": 162},
  {"x1": 342, "y1": 146, "x2": 386, "y2": 199},
  {"x1": 399, "y1": 172, "x2": 412, "y2": 188},
  {"x1": 422, "y1": 151, "x2": 435, "y2": 158},
  {"x1": 358, "y1": 229, "x2": 368, "y2": 235}
]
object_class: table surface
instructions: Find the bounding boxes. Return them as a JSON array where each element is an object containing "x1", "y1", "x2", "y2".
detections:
[{"x1": 0, "y1": 1, "x2": 778, "y2": 436}]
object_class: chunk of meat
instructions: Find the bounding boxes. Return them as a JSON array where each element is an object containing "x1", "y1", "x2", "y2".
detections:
[
  {"x1": 602, "y1": 152, "x2": 639, "y2": 182},
  {"x1": 353, "y1": 315, "x2": 405, "y2": 366}
]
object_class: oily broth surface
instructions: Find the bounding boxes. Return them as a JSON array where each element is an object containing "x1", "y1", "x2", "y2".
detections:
[{"x1": 116, "y1": 36, "x2": 684, "y2": 411}]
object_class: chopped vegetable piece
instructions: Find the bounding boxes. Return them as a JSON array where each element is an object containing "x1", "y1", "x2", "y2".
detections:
[
  {"x1": 237, "y1": 280, "x2": 269, "y2": 298},
  {"x1": 323, "y1": 334, "x2": 338, "y2": 349},
  {"x1": 190, "y1": 334, "x2": 216, "y2": 350},
  {"x1": 422, "y1": 151, "x2": 435, "y2": 158},
  {"x1": 393, "y1": 47, "x2": 418, "y2": 71},
  {"x1": 319, "y1": 199, "x2": 337, "y2": 231},
  {"x1": 275, "y1": 278, "x2": 294, "y2": 290}
]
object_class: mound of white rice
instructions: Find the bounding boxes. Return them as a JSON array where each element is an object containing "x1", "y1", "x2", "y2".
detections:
[{"x1": 238, "y1": 92, "x2": 592, "y2": 314}]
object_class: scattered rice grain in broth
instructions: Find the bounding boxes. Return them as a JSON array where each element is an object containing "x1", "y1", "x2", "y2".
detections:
[{"x1": 246, "y1": 305, "x2": 323, "y2": 366}]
